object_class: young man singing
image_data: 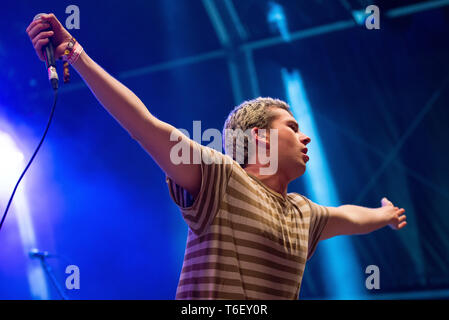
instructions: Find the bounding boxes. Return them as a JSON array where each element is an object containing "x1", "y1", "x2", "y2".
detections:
[{"x1": 26, "y1": 14, "x2": 407, "y2": 299}]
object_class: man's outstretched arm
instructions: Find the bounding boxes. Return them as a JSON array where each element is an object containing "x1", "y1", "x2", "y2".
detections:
[
  {"x1": 70, "y1": 49, "x2": 202, "y2": 197},
  {"x1": 320, "y1": 197, "x2": 407, "y2": 240},
  {"x1": 26, "y1": 13, "x2": 202, "y2": 198}
]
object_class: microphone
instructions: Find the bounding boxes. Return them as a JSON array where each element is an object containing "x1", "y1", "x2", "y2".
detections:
[{"x1": 33, "y1": 13, "x2": 59, "y2": 90}]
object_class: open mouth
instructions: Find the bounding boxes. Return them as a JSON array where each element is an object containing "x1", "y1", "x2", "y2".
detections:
[{"x1": 301, "y1": 148, "x2": 309, "y2": 162}]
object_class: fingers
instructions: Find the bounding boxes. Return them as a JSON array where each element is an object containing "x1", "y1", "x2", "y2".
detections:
[
  {"x1": 26, "y1": 18, "x2": 47, "y2": 33},
  {"x1": 396, "y1": 207, "x2": 406, "y2": 217},
  {"x1": 39, "y1": 13, "x2": 63, "y2": 31},
  {"x1": 26, "y1": 19, "x2": 39, "y2": 33},
  {"x1": 26, "y1": 13, "x2": 60, "y2": 62},
  {"x1": 381, "y1": 197, "x2": 393, "y2": 207},
  {"x1": 28, "y1": 21, "x2": 51, "y2": 39},
  {"x1": 392, "y1": 209, "x2": 407, "y2": 230},
  {"x1": 390, "y1": 220, "x2": 407, "y2": 230},
  {"x1": 32, "y1": 30, "x2": 54, "y2": 47},
  {"x1": 26, "y1": 13, "x2": 61, "y2": 40},
  {"x1": 35, "y1": 38, "x2": 50, "y2": 61}
]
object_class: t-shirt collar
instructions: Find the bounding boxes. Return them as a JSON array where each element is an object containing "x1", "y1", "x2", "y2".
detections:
[{"x1": 246, "y1": 172, "x2": 289, "y2": 202}]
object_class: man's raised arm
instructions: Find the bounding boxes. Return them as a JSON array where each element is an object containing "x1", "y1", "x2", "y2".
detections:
[{"x1": 26, "y1": 13, "x2": 201, "y2": 197}]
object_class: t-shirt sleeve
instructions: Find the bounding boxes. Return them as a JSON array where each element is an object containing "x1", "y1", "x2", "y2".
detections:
[
  {"x1": 303, "y1": 197, "x2": 329, "y2": 260},
  {"x1": 166, "y1": 143, "x2": 234, "y2": 235}
]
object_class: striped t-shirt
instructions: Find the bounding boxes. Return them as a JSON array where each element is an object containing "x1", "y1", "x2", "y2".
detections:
[{"x1": 166, "y1": 144, "x2": 329, "y2": 299}]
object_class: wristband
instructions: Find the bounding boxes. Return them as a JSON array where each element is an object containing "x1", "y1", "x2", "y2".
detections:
[
  {"x1": 67, "y1": 41, "x2": 83, "y2": 65},
  {"x1": 60, "y1": 38, "x2": 84, "y2": 83}
]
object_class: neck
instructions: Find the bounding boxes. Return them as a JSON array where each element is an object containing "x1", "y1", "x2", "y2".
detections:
[{"x1": 244, "y1": 164, "x2": 290, "y2": 198}]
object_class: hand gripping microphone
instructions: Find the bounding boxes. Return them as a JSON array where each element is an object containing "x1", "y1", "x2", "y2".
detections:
[{"x1": 33, "y1": 13, "x2": 59, "y2": 90}]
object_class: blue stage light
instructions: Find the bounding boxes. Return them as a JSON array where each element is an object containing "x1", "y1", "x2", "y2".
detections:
[
  {"x1": 0, "y1": 127, "x2": 49, "y2": 299},
  {"x1": 282, "y1": 69, "x2": 365, "y2": 299},
  {"x1": 267, "y1": 2, "x2": 291, "y2": 42}
]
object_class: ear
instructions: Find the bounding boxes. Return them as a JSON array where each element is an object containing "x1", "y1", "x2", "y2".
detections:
[{"x1": 250, "y1": 127, "x2": 270, "y2": 147}]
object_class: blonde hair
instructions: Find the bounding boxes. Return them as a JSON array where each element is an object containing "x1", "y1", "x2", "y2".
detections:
[{"x1": 222, "y1": 97, "x2": 292, "y2": 167}]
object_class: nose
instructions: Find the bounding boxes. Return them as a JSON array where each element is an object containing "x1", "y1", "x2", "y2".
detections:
[{"x1": 300, "y1": 132, "x2": 311, "y2": 145}]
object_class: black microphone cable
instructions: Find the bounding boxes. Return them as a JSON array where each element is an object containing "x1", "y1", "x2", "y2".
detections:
[{"x1": 0, "y1": 87, "x2": 58, "y2": 232}]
